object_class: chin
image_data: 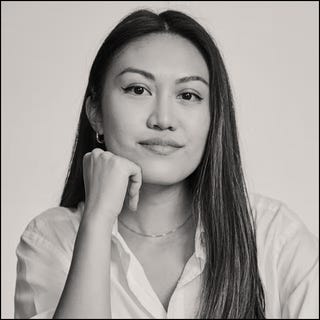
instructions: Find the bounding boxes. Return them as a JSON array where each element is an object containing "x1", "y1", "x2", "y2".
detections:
[{"x1": 140, "y1": 162, "x2": 191, "y2": 185}]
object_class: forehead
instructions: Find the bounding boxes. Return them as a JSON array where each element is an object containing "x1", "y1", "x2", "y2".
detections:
[{"x1": 108, "y1": 33, "x2": 209, "y2": 80}]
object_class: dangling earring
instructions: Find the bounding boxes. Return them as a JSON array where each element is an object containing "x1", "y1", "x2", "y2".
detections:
[{"x1": 96, "y1": 132, "x2": 104, "y2": 144}]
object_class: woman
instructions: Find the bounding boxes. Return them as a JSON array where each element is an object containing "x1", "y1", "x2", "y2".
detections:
[{"x1": 14, "y1": 9, "x2": 318, "y2": 319}]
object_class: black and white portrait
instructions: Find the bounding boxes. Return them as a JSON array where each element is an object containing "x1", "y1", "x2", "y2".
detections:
[{"x1": 2, "y1": 1, "x2": 318, "y2": 319}]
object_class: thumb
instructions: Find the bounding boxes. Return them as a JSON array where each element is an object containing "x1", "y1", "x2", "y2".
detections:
[{"x1": 127, "y1": 163, "x2": 142, "y2": 211}]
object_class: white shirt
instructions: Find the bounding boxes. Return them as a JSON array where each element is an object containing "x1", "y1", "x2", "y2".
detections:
[{"x1": 14, "y1": 193, "x2": 319, "y2": 319}]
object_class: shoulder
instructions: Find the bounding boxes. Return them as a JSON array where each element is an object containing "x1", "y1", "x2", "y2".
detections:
[
  {"x1": 248, "y1": 192, "x2": 318, "y2": 246},
  {"x1": 249, "y1": 193, "x2": 318, "y2": 288},
  {"x1": 20, "y1": 202, "x2": 84, "y2": 257}
]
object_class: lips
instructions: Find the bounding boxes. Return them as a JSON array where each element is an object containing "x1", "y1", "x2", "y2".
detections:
[
  {"x1": 139, "y1": 138, "x2": 183, "y2": 156},
  {"x1": 139, "y1": 137, "x2": 183, "y2": 148}
]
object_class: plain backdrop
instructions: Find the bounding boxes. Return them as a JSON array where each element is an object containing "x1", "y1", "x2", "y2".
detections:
[{"x1": 1, "y1": 1, "x2": 319, "y2": 318}]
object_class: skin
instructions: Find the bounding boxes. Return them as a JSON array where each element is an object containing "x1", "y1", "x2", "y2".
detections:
[{"x1": 87, "y1": 33, "x2": 210, "y2": 241}]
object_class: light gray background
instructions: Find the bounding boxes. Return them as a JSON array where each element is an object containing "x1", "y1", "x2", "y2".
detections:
[{"x1": 2, "y1": 1, "x2": 318, "y2": 318}]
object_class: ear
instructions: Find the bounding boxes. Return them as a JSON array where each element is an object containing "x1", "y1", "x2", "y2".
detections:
[{"x1": 85, "y1": 96, "x2": 104, "y2": 134}]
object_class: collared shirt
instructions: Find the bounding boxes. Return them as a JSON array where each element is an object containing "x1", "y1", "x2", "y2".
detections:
[{"x1": 14, "y1": 193, "x2": 319, "y2": 319}]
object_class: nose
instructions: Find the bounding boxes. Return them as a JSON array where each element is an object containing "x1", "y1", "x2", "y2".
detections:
[{"x1": 146, "y1": 94, "x2": 177, "y2": 131}]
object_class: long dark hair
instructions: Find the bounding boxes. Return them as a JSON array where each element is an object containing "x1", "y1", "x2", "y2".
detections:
[{"x1": 60, "y1": 9, "x2": 265, "y2": 318}]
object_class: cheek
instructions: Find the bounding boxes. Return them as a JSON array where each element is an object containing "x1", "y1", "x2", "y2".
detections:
[
  {"x1": 101, "y1": 96, "x2": 140, "y2": 152},
  {"x1": 185, "y1": 112, "x2": 210, "y2": 156}
]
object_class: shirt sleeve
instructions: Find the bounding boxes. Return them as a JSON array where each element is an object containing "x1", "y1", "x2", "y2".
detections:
[
  {"x1": 277, "y1": 214, "x2": 319, "y2": 319},
  {"x1": 14, "y1": 228, "x2": 70, "y2": 319}
]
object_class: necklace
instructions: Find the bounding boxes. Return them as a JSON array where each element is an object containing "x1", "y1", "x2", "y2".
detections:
[{"x1": 118, "y1": 214, "x2": 193, "y2": 238}]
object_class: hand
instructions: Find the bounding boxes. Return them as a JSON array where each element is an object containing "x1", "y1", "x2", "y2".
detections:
[{"x1": 82, "y1": 148, "x2": 142, "y2": 223}]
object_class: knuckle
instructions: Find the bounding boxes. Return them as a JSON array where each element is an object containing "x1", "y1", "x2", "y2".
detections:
[
  {"x1": 83, "y1": 152, "x2": 91, "y2": 165},
  {"x1": 100, "y1": 151, "x2": 113, "y2": 161},
  {"x1": 83, "y1": 152, "x2": 91, "y2": 159},
  {"x1": 91, "y1": 148, "x2": 103, "y2": 157}
]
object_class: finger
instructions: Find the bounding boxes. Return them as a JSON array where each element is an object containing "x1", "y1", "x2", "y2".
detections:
[
  {"x1": 127, "y1": 162, "x2": 142, "y2": 198},
  {"x1": 129, "y1": 193, "x2": 139, "y2": 212},
  {"x1": 125, "y1": 161, "x2": 142, "y2": 211},
  {"x1": 129, "y1": 177, "x2": 141, "y2": 197},
  {"x1": 92, "y1": 148, "x2": 105, "y2": 159}
]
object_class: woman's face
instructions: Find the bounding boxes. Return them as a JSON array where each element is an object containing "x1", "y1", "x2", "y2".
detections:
[{"x1": 100, "y1": 33, "x2": 210, "y2": 185}]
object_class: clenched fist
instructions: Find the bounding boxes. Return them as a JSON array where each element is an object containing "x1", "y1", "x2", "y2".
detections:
[{"x1": 82, "y1": 148, "x2": 142, "y2": 224}]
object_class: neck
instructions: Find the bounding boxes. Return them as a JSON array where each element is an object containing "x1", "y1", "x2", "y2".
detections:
[{"x1": 118, "y1": 181, "x2": 193, "y2": 236}]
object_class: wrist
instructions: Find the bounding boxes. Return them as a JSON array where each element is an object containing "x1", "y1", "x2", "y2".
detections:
[{"x1": 80, "y1": 210, "x2": 117, "y2": 234}]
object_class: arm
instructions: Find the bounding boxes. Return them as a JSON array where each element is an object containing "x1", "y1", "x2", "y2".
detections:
[
  {"x1": 14, "y1": 149, "x2": 141, "y2": 319},
  {"x1": 282, "y1": 258, "x2": 319, "y2": 319},
  {"x1": 14, "y1": 226, "x2": 69, "y2": 319},
  {"x1": 53, "y1": 215, "x2": 114, "y2": 319},
  {"x1": 53, "y1": 149, "x2": 142, "y2": 319},
  {"x1": 278, "y1": 221, "x2": 319, "y2": 319}
]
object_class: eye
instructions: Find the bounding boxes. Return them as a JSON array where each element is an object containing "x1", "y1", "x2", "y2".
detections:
[
  {"x1": 178, "y1": 92, "x2": 203, "y2": 102},
  {"x1": 122, "y1": 85, "x2": 151, "y2": 96}
]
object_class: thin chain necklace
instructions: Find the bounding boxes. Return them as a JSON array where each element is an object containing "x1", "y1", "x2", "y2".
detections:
[{"x1": 118, "y1": 214, "x2": 193, "y2": 238}]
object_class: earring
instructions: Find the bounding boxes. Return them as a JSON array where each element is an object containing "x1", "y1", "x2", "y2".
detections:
[{"x1": 96, "y1": 132, "x2": 104, "y2": 144}]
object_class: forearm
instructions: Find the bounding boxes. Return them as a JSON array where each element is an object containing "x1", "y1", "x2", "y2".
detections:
[{"x1": 53, "y1": 216, "x2": 114, "y2": 319}]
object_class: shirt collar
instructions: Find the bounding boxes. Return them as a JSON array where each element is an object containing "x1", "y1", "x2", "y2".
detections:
[{"x1": 194, "y1": 213, "x2": 206, "y2": 261}]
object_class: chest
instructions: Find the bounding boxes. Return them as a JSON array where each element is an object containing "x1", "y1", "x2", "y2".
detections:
[
  {"x1": 129, "y1": 236, "x2": 195, "y2": 311},
  {"x1": 141, "y1": 250, "x2": 193, "y2": 310},
  {"x1": 118, "y1": 221, "x2": 196, "y2": 311}
]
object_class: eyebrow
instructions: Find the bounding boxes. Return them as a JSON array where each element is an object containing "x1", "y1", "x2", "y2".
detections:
[{"x1": 116, "y1": 67, "x2": 209, "y2": 86}]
